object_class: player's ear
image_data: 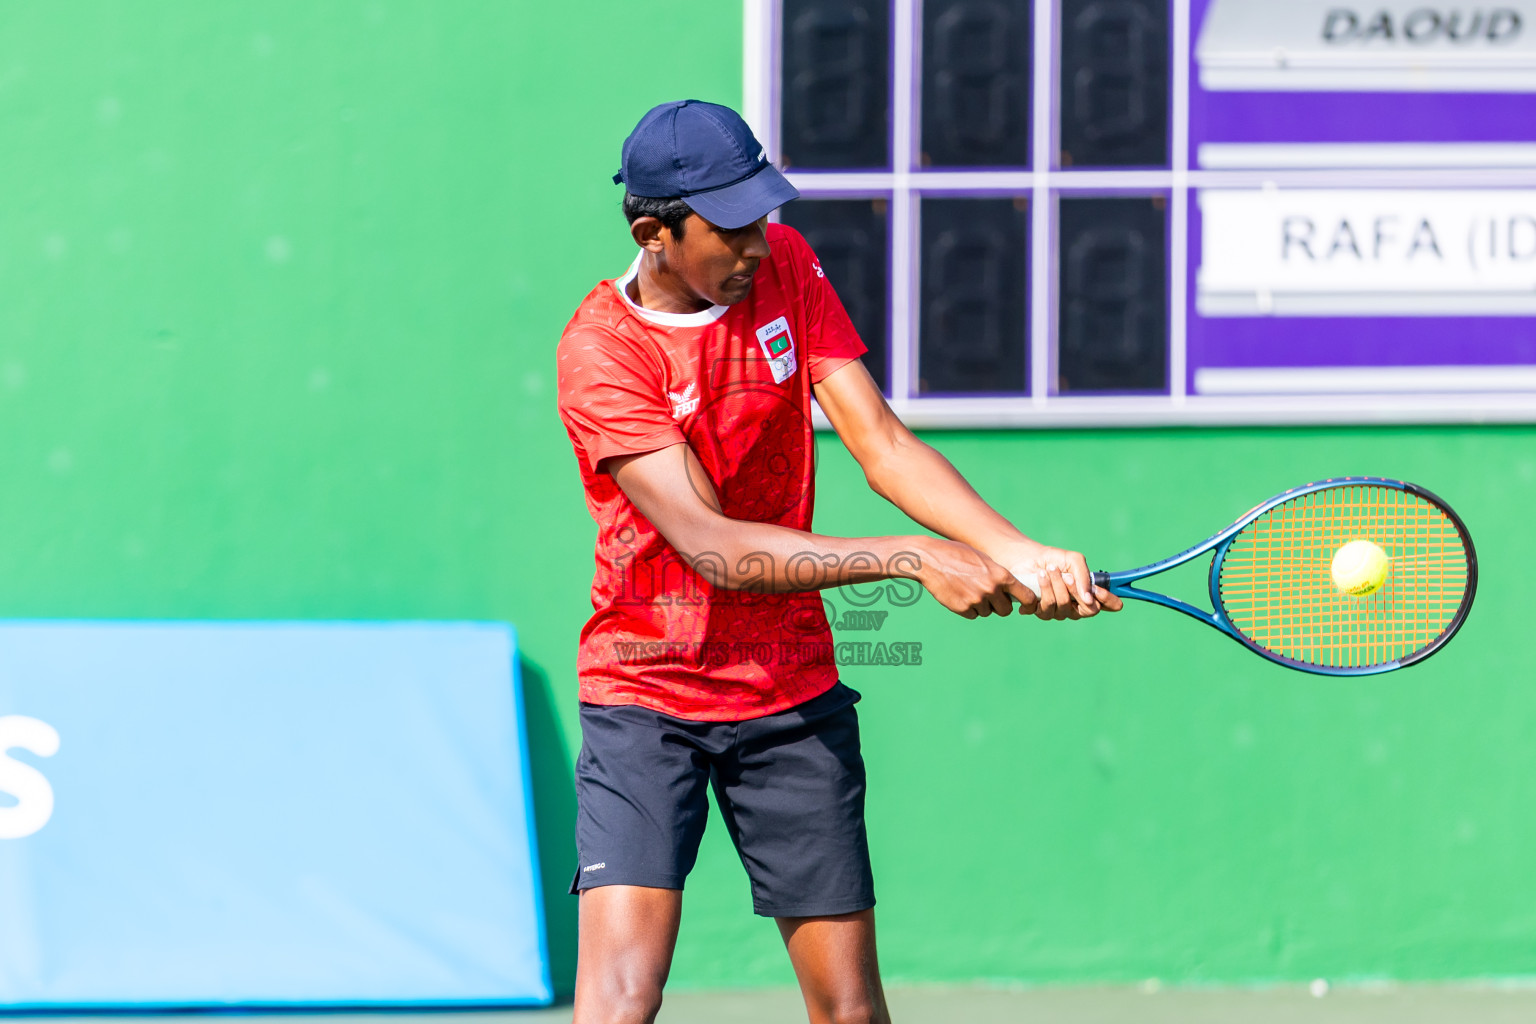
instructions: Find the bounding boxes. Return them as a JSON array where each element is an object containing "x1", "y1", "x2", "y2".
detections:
[{"x1": 630, "y1": 216, "x2": 667, "y2": 253}]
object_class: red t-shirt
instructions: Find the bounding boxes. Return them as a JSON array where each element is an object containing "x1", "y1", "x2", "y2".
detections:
[{"x1": 557, "y1": 224, "x2": 867, "y2": 721}]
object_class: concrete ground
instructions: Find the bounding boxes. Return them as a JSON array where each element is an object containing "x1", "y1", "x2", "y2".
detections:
[{"x1": 21, "y1": 987, "x2": 1536, "y2": 1023}]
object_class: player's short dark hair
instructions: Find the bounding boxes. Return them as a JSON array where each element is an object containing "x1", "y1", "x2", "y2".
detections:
[{"x1": 623, "y1": 192, "x2": 693, "y2": 238}]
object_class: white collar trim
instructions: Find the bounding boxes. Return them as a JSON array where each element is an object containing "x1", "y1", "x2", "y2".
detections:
[{"x1": 612, "y1": 251, "x2": 728, "y2": 327}]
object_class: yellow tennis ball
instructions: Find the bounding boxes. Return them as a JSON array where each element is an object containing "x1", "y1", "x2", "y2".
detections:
[{"x1": 1331, "y1": 539, "x2": 1390, "y2": 596}]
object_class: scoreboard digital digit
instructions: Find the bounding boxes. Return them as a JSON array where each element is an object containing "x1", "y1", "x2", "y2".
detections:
[{"x1": 742, "y1": 0, "x2": 1536, "y2": 426}]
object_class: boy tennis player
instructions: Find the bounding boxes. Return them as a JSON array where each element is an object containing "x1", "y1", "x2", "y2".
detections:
[{"x1": 557, "y1": 100, "x2": 1121, "y2": 1024}]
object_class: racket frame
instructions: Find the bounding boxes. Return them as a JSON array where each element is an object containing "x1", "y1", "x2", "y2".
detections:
[{"x1": 1089, "y1": 477, "x2": 1479, "y2": 676}]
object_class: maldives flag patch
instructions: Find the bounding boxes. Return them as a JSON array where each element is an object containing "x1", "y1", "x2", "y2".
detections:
[{"x1": 754, "y1": 316, "x2": 797, "y2": 384}]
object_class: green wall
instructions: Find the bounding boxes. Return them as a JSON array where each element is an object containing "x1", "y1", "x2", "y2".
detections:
[{"x1": 2, "y1": 1, "x2": 1530, "y2": 996}]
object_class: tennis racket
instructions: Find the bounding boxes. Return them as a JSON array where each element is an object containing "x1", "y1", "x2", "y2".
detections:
[{"x1": 1090, "y1": 478, "x2": 1477, "y2": 676}]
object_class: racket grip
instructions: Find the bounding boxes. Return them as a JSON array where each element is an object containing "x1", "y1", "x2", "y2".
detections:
[{"x1": 1090, "y1": 570, "x2": 1110, "y2": 589}]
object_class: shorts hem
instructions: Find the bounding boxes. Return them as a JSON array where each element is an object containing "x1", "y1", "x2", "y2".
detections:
[
  {"x1": 752, "y1": 894, "x2": 876, "y2": 919},
  {"x1": 570, "y1": 870, "x2": 686, "y2": 895}
]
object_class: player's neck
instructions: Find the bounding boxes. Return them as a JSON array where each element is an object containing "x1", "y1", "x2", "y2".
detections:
[{"x1": 629, "y1": 251, "x2": 714, "y2": 315}]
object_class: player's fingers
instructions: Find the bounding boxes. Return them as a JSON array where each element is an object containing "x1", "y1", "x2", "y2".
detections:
[
  {"x1": 1065, "y1": 552, "x2": 1098, "y2": 613},
  {"x1": 989, "y1": 585, "x2": 1016, "y2": 618},
  {"x1": 979, "y1": 584, "x2": 1008, "y2": 617},
  {"x1": 1051, "y1": 567, "x2": 1075, "y2": 620},
  {"x1": 1032, "y1": 570, "x2": 1060, "y2": 620},
  {"x1": 1094, "y1": 585, "x2": 1125, "y2": 612},
  {"x1": 1060, "y1": 583, "x2": 1086, "y2": 620},
  {"x1": 1036, "y1": 566, "x2": 1071, "y2": 621},
  {"x1": 1030, "y1": 579, "x2": 1056, "y2": 620},
  {"x1": 1005, "y1": 577, "x2": 1039, "y2": 615}
]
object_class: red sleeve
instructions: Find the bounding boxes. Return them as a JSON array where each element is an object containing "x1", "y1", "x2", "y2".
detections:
[
  {"x1": 557, "y1": 325, "x2": 687, "y2": 472},
  {"x1": 771, "y1": 224, "x2": 868, "y2": 383}
]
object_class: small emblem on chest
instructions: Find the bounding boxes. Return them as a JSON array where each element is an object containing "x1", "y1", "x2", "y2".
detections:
[
  {"x1": 668, "y1": 382, "x2": 698, "y2": 419},
  {"x1": 754, "y1": 316, "x2": 797, "y2": 385}
]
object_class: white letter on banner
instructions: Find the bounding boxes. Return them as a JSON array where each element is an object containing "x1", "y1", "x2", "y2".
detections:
[{"x1": 0, "y1": 715, "x2": 61, "y2": 839}]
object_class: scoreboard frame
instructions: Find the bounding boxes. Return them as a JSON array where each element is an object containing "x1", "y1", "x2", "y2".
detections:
[{"x1": 742, "y1": 0, "x2": 1536, "y2": 428}]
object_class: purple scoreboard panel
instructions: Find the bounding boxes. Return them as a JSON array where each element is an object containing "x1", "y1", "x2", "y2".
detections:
[{"x1": 742, "y1": 0, "x2": 1536, "y2": 426}]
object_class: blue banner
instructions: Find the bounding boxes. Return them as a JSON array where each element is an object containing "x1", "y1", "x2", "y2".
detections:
[{"x1": 0, "y1": 622, "x2": 551, "y2": 1008}]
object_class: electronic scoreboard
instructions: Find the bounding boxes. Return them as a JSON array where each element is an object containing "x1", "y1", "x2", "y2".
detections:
[{"x1": 743, "y1": 0, "x2": 1536, "y2": 425}]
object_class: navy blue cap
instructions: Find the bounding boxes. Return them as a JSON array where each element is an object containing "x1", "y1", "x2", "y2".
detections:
[{"x1": 613, "y1": 100, "x2": 799, "y2": 230}]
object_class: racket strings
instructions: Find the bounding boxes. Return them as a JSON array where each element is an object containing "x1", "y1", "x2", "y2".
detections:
[{"x1": 1216, "y1": 484, "x2": 1470, "y2": 669}]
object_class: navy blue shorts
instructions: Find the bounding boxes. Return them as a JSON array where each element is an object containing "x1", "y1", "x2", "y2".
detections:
[{"x1": 569, "y1": 682, "x2": 875, "y2": 918}]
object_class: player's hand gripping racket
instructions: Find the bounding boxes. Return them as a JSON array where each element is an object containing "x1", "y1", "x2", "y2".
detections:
[{"x1": 1091, "y1": 478, "x2": 1477, "y2": 675}]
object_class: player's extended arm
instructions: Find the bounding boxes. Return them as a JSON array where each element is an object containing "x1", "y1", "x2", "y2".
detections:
[
  {"x1": 606, "y1": 443, "x2": 1036, "y2": 619},
  {"x1": 812, "y1": 359, "x2": 1122, "y2": 620}
]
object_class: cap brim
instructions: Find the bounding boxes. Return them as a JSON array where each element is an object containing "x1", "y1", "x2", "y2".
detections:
[{"x1": 683, "y1": 164, "x2": 800, "y2": 230}]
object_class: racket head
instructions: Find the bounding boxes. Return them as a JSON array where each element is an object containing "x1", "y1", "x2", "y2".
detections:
[{"x1": 1211, "y1": 478, "x2": 1477, "y2": 675}]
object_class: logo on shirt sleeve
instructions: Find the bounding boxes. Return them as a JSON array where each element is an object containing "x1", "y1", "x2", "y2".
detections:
[
  {"x1": 754, "y1": 317, "x2": 797, "y2": 385},
  {"x1": 668, "y1": 382, "x2": 698, "y2": 419}
]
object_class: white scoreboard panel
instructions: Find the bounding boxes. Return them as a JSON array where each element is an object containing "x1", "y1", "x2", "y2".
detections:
[{"x1": 742, "y1": 0, "x2": 1536, "y2": 427}]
